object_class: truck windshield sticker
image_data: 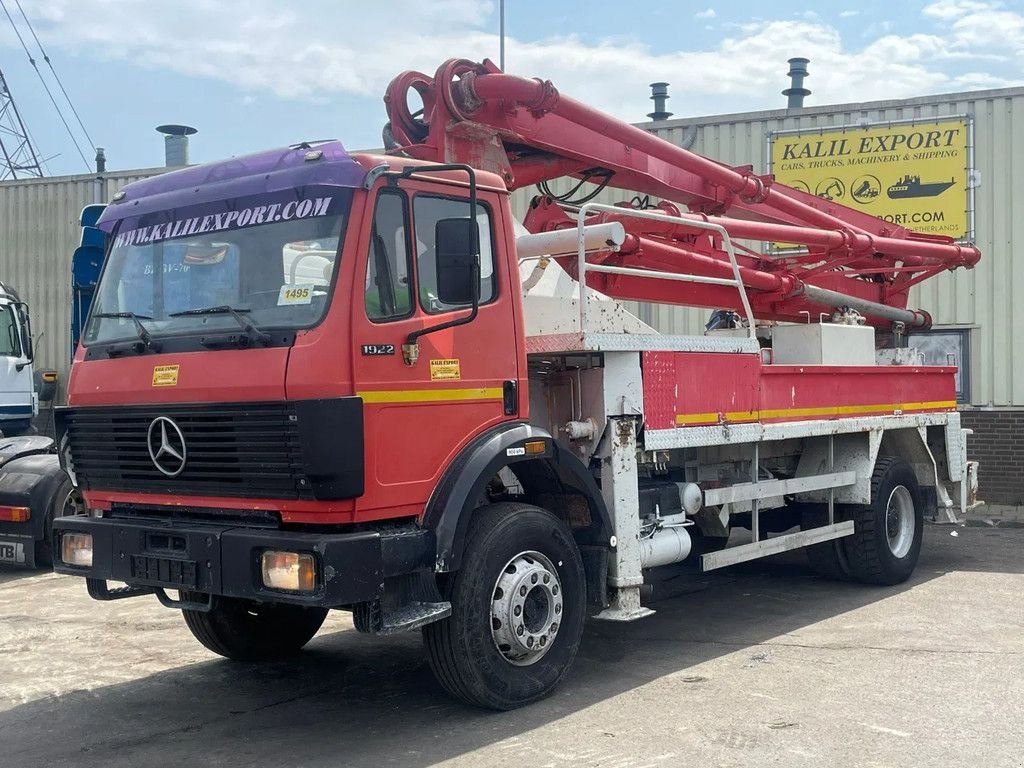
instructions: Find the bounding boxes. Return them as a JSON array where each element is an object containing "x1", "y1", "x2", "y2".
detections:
[
  {"x1": 112, "y1": 196, "x2": 334, "y2": 249},
  {"x1": 277, "y1": 284, "x2": 315, "y2": 306}
]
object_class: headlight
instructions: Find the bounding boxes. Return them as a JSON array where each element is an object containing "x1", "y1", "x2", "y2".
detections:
[
  {"x1": 61, "y1": 532, "x2": 93, "y2": 567},
  {"x1": 260, "y1": 551, "x2": 316, "y2": 593}
]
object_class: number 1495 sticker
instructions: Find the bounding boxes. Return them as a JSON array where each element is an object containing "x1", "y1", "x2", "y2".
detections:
[{"x1": 278, "y1": 284, "x2": 315, "y2": 305}]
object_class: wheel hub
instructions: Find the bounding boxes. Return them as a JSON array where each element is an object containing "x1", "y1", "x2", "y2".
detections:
[
  {"x1": 885, "y1": 485, "x2": 915, "y2": 558},
  {"x1": 490, "y1": 551, "x2": 563, "y2": 666}
]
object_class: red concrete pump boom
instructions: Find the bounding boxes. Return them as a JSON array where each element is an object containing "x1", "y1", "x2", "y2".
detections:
[{"x1": 383, "y1": 58, "x2": 980, "y2": 329}]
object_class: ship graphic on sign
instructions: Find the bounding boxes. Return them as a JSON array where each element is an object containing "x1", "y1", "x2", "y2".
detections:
[{"x1": 886, "y1": 175, "x2": 957, "y2": 199}]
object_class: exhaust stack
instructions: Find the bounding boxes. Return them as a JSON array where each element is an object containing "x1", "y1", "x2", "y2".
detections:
[
  {"x1": 156, "y1": 124, "x2": 197, "y2": 167},
  {"x1": 783, "y1": 58, "x2": 810, "y2": 109},
  {"x1": 647, "y1": 82, "x2": 673, "y2": 121}
]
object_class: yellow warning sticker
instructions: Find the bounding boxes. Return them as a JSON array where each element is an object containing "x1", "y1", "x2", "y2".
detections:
[
  {"x1": 152, "y1": 365, "x2": 180, "y2": 387},
  {"x1": 429, "y1": 359, "x2": 461, "y2": 381}
]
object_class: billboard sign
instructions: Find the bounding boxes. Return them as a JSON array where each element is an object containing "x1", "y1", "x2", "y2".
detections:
[{"x1": 769, "y1": 118, "x2": 971, "y2": 240}]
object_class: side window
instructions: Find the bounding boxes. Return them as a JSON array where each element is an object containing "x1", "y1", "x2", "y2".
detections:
[
  {"x1": 412, "y1": 195, "x2": 496, "y2": 314},
  {"x1": 0, "y1": 307, "x2": 21, "y2": 357},
  {"x1": 365, "y1": 192, "x2": 413, "y2": 322}
]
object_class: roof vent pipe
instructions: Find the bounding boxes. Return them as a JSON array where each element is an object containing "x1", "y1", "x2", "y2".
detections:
[
  {"x1": 647, "y1": 82, "x2": 673, "y2": 121},
  {"x1": 783, "y1": 57, "x2": 810, "y2": 109},
  {"x1": 156, "y1": 124, "x2": 197, "y2": 167}
]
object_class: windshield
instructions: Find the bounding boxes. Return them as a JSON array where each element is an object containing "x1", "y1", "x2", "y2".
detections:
[{"x1": 85, "y1": 188, "x2": 352, "y2": 346}]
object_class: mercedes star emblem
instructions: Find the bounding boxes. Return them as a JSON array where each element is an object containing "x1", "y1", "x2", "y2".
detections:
[{"x1": 147, "y1": 416, "x2": 187, "y2": 477}]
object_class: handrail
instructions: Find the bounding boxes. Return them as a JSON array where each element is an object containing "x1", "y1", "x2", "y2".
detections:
[{"x1": 575, "y1": 203, "x2": 757, "y2": 339}]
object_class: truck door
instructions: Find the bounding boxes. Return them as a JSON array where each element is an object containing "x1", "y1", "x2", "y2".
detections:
[
  {"x1": 0, "y1": 303, "x2": 34, "y2": 435},
  {"x1": 351, "y1": 182, "x2": 520, "y2": 518}
]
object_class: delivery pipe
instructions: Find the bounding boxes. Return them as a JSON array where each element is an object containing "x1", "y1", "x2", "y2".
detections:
[
  {"x1": 800, "y1": 284, "x2": 930, "y2": 328},
  {"x1": 517, "y1": 222, "x2": 625, "y2": 260}
]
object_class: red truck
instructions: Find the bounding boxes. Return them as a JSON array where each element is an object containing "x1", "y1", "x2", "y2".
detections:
[{"x1": 53, "y1": 59, "x2": 979, "y2": 709}]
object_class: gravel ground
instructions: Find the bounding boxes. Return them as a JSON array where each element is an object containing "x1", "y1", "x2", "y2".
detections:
[{"x1": 1, "y1": 525, "x2": 1022, "y2": 768}]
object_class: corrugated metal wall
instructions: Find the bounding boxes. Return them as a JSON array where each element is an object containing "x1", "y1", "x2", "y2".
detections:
[
  {"x1": 511, "y1": 87, "x2": 1024, "y2": 407},
  {"x1": 0, "y1": 169, "x2": 164, "y2": 396},
  {"x1": 1, "y1": 86, "x2": 1019, "y2": 407}
]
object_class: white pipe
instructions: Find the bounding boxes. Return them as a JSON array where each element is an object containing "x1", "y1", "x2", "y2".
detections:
[
  {"x1": 639, "y1": 526, "x2": 692, "y2": 569},
  {"x1": 516, "y1": 222, "x2": 625, "y2": 260}
]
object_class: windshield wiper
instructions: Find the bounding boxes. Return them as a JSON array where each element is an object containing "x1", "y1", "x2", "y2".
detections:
[
  {"x1": 92, "y1": 312, "x2": 163, "y2": 353},
  {"x1": 169, "y1": 305, "x2": 271, "y2": 346}
]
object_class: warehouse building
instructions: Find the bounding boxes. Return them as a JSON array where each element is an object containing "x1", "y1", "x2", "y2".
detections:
[{"x1": 1, "y1": 79, "x2": 1021, "y2": 512}]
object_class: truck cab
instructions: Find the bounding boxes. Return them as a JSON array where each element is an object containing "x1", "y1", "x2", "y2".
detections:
[{"x1": 54, "y1": 144, "x2": 602, "y2": 705}]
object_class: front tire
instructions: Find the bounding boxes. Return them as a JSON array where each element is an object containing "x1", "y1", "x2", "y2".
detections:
[
  {"x1": 842, "y1": 457, "x2": 924, "y2": 585},
  {"x1": 423, "y1": 502, "x2": 586, "y2": 710},
  {"x1": 182, "y1": 598, "x2": 328, "y2": 661}
]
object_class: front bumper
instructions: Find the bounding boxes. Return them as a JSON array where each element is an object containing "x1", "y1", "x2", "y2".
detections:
[{"x1": 52, "y1": 515, "x2": 433, "y2": 608}]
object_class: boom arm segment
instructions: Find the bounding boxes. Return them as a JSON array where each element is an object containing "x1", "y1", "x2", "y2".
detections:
[{"x1": 383, "y1": 59, "x2": 980, "y2": 328}]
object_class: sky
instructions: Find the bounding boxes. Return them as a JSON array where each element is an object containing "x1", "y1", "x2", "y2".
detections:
[{"x1": 1, "y1": 0, "x2": 1022, "y2": 177}]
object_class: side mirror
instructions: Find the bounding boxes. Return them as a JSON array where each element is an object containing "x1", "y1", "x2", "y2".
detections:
[
  {"x1": 434, "y1": 217, "x2": 479, "y2": 306},
  {"x1": 15, "y1": 302, "x2": 32, "y2": 363}
]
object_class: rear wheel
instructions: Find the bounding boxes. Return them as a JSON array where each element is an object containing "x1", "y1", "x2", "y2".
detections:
[
  {"x1": 182, "y1": 598, "x2": 328, "y2": 661},
  {"x1": 842, "y1": 457, "x2": 924, "y2": 585},
  {"x1": 423, "y1": 502, "x2": 586, "y2": 710}
]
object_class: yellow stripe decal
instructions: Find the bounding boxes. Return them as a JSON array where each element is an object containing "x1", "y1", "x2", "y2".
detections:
[
  {"x1": 358, "y1": 387, "x2": 504, "y2": 404},
  {"x1": 675, "y1": 410, "x2": 758, "y2": 425},
  {"x1": 675, "y1": 400, "x2": 956, "y2": 426}
]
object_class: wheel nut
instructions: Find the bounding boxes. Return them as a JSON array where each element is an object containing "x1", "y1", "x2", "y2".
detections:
[
  {"x1": 555, "y1": 604, "x2": 561, "y2": 614},
  {"x1": 540, "y1": 636, "x2": 547, "y2": 646},
  {"x1": 552, "y1": 585, "x2": 559, "y2": 595},
  {"x1": 527, "y1": 636, "x2": 534, "y2": 647},
  {"x1": 514, "y1": 605, "x2": 521, "y2": 616},
  {"x1": 531, "y1": 574, "x2": 538, "y2": 584},
  {"x1": 520, "y1": 586, "x2": 527, "y2": 596},
  {"x1": 543, "y1": 574, "x2": 550, "y2": 584},
  {"x1": 517, "y1": 625, "x2": 525, "y2": 636}
]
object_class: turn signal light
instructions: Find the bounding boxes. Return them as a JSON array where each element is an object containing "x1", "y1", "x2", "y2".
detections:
[
  {"x1": 61, "y1": 532, "x2": 93, "y2": 567},
  {"x1": 0, "y1": 505, "x2": 30, "y2": 522},
  {"x1": 524, "y1": 440, "x2": 546, "y2": 455},
  {"x1": 261, "y1": 551, "x2": 316, "y2": 593}
]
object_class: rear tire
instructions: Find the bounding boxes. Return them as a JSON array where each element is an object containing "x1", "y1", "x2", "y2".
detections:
[
  {"x1": 842, "y1": 457, "x2": 924, "y2": 586},
  {"x1": 423, "y1": 502, "x2": 586, "y2": 710},
  {"x1": 182, "y1": 598, "x2": 328, "y2": 661}
]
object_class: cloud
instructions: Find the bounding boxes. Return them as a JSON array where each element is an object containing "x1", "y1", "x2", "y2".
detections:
[
  {"x1": 3, "y1": 0, "x2": 1022, "y2": 124},
  {"x1": 839, "y1": 10, "x2": 859, "y2": 18},
  {"x1": 694, "y1": 7, "x2": 716, "y2": 19},
  {"x1": 922, "y1": 0, "x2": 993, "y2": 20}
]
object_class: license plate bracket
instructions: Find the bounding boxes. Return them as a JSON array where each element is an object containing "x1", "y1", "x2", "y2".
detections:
[{"x1": 130, "y1": 555, "x2": 199, "y2": 589}]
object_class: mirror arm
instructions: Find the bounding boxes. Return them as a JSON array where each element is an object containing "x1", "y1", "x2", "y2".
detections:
[
  {"x1": 403, "y1": 261, "x2": 480, "y2": 364},
  {"x1": 397, "y1": 163, "x2": 480, "y2": 365}
]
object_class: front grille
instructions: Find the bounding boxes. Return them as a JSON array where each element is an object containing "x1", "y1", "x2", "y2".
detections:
[{"x1": 60, "y1": 402, "x2": 312, "y2": 499}]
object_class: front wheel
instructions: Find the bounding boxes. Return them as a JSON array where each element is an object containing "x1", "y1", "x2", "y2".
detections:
[
  {"x1": 842, "y1": 457, "x2": 924, "y2": 585},
  {"x1": 423, "y1": 502, "x2": 586, "y2": 710},
  {"x1": 182, "y1": 598, "x2": 328, "y2": 661}
]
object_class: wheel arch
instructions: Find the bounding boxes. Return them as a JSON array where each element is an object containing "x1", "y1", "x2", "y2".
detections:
[
  {"x1": 0, "y1": 452, "x2": 70, "y2": 539},
  {"x1": 423, "y1": 423, "x2": 612, "y2": 573}
]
